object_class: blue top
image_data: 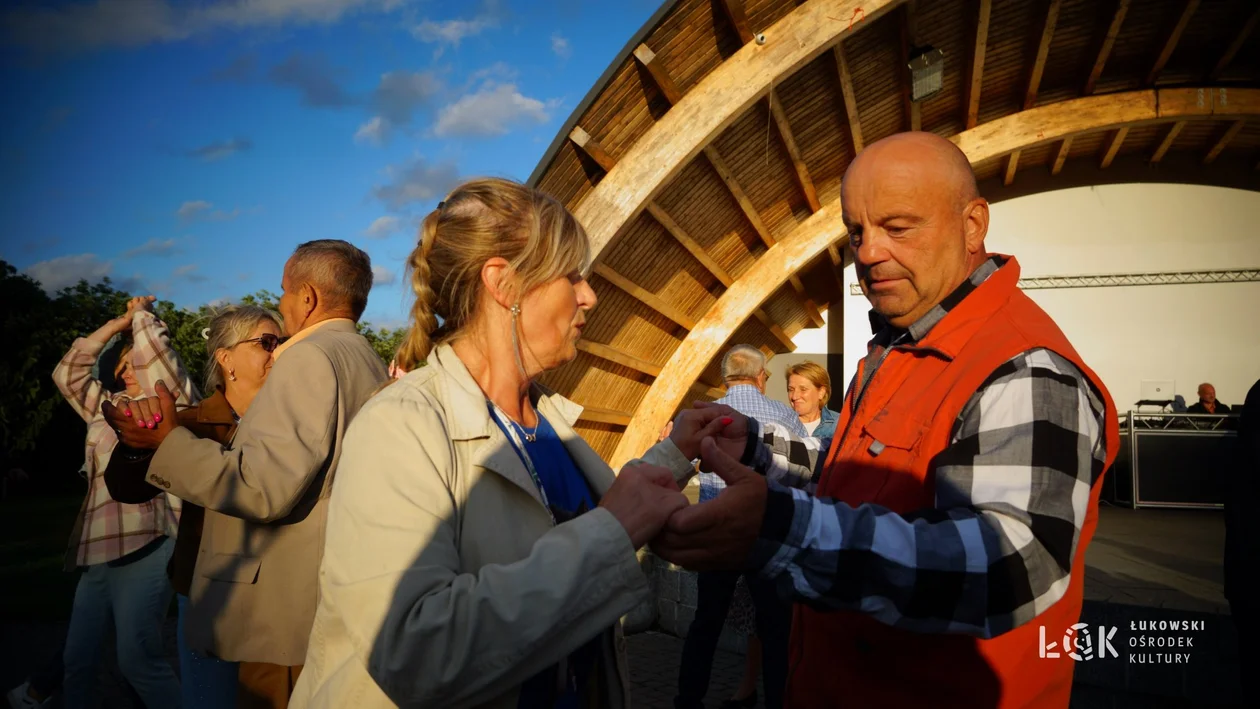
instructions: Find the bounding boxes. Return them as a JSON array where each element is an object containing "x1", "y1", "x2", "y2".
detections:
[
  {"x1": 490, "y1": 407, "x2": 600, "y2": 709},
  {"x1": 812, "y1": 405, "x2": 840, "y2": 442}
]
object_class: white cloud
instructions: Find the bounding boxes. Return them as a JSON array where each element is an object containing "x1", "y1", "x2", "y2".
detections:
[
  {"x1": 176, "y1": 200, "x2": 240, "y2": 222},
  {"x1": 171, "y1": 264, "x2": 209, "y2": 283},
  {"x1": 372, "y1": 157, "x2": 460, "y2": 210},
  {"x1": 187, "y1": 137, "x2": 252, "y2": 161},
  {"x1": 4, "y1": 0, "x2": 412, "y2": 54},
  {"x1": 434, "y1": 83, "x2": 552, "y2": 138},
  {"x1": 374, "y1": 70, "x2": 442, "y2": 123},
  {"x1": 364, "y1": 216, "x2": 402, "y2": 238},
  {"x1": 372, "y1": 265, "x2": 397, "y2": 287},
  {"x1": 355, "y1": 116, "x2": 388, "y2": 145},
  {"x1": 411, "y1": 16, "x2": 494, "y2": 47},
  {"x1": 22, "y1": 253, "x2": 137, "y2": 294},
  {"x1": 123, "y1": 237, "x2": 181, "y2": 258},
  {"x1": 269, "y1": 53, "x2": 355, "y2": 107},
  {"x1": 410, "y1": 1, "x2": 502, "y2": 58},
  {"x1": 176, "y1": 201, "x2": 212, "y2": 220},
  {"x1": 353, "y1": 70, "x2": 444, "y2": 145},
  {"x1": 550, "y1": 33, "x2": 571, "y2": 59},
  {"x1": 467, "y1": 62, "x2": 517, "y2": 84}
]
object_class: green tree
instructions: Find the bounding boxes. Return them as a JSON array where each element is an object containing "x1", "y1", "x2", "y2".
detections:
[
  {"x1": 240, "y1": 290, "x2": 280, "y2": 310},
  {"x1": 0, "y1": 261, "x2": 400, "y2": 484},
  {"x1": 0, "y1": 262, "x2": 63, "y2": 460},
  {"x1": 358, "y1": 322, "x2": 407, "y2": 365}
]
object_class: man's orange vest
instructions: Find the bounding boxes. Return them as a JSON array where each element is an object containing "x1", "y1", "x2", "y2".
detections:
[{"x1": 787, "y1": 257, "x2": 1119, "y2": 708}]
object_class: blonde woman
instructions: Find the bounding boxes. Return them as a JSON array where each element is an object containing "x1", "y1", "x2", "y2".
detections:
[
  {"x1": 106, "y1": 305, "x2": 284, "y2": 709},
  {"x1": 50, "y1": 295, "x2": 196, "y2": 709},
  {"x1": 292, "y1": 179, "x2": 727, "y2": 709},
  {"x1": 785, "y1": 361, "x2": 838, "y2": 441}
]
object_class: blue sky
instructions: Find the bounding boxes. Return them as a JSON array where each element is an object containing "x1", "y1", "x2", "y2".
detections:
[{"x1": 1, "y1": 0, "x2": 661, "y2": 330}]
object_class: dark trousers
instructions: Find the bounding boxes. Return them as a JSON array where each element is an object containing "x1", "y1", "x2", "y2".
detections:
[{"x1": 676, "y1": 570, "x2": 790, "y2": 709}]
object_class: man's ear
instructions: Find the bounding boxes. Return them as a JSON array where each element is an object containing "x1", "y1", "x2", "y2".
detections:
[
  {"x1": 300, "y1": 282, "x2": 318, "y2": 317},
  {"x1": 962, "y1": 198, "x2": 990, "y2": 255}
]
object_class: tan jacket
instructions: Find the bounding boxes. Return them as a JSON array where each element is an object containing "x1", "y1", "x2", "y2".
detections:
[
  {"x1": 147, "y1": 320, "x2": 388, "y2": 665},
  {"x1": 291, "y1": 343, "x2": 693, "y2": 709}
]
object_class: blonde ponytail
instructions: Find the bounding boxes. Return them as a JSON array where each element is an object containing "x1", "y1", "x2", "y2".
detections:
[
  {"x1": 391, "y1": 177, "x2": 589, "y2": 374},
  {"x1": 396, "y1": 211, "x2": 441, "y2": 372}
]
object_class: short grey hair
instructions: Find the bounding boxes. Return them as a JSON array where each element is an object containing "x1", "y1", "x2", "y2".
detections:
[
  {"x1": 289, "y1": 240, "x2": 373, "y2": 319},
  {"x1": 722, "y1": 344, "x2": 766, "y2": 382}
]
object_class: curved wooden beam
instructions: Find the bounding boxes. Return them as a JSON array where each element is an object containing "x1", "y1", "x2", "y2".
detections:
[
  {"x1": 951, "y1": 87, "x2": 1260, "y2": 161},
  {"x1": 611, "y1": 86, "x2": 1260, "y2": 469},
  {"x1": 611, "y1": 203, "x2": 847, "y2": 469},
  {"x1": 573, "y1": 0, "x2": 902, "y2": 267}
]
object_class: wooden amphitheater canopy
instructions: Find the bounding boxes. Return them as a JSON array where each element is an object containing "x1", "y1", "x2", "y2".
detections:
[{"x1": 526, "y1": 0, "x2": 1260, "y2": 468}]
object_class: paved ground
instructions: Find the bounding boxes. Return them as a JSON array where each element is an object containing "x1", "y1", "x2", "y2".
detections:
[
  {"x1": 3, "y1": 623, "x2": 1223, "y2": 708},
  {"x1": 2, "y1": 507, "x2": 1234, "y2": 707},
  {"x1": 1083, "y1": 506, "x2": 1228, "y2": 614},
  {"x1": 627, "y1": 632, "x2": 758, "y2": 709}
]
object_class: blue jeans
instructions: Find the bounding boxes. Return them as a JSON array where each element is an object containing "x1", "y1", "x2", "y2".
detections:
[
  {"x1": 62, "y1": 536, "x2": 182, "y2": 709},
  {"x1": 177, "y1": 593, "x2": 238, "y2": 708}
]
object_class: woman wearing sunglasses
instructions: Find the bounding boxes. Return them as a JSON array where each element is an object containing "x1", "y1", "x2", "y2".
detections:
[{"x1": 106, "y1": 304, "x2": 284, "y2": 709}]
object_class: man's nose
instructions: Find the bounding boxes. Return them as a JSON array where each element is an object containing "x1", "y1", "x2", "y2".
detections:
[{"x1": 854, "y1": 230, "x2": 889, "y2": 266}]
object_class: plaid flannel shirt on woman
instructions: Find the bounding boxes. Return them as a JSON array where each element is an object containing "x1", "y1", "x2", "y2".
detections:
[{"x1": 52, "y1": 311, "x2": 198, "y2": 568}]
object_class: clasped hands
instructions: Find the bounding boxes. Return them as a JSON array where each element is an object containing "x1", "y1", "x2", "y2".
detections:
[
  {"x1": 597, "y1": 402, "x2": 767, "y2": 572},
  {"x1": 104, "y1": 388, "x2": 764, "y2": 572},
  {"x1": 101, "y1": 380, "x2": 181, "y2": 449}
]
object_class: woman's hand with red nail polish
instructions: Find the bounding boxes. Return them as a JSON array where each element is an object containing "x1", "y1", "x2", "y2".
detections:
[{"x1": 668, "y1": 404, "x2": 748, "y2": 461}]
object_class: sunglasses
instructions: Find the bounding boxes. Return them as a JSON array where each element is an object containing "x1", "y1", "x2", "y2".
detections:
[{"x1": 238, "y1": 333, "x2": 288, "y2": 353}]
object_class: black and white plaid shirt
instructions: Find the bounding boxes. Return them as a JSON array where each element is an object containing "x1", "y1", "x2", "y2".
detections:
[{"x1": 743, "y1": 256, "x2": 1108, "y2": 639}]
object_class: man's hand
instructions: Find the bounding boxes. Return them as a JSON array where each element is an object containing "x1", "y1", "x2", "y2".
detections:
[
  {"x1": 652, "y1": 437, "x2": 768, "y2": 571},
  {"x1": 669, "y1": 402, "x2": 748, "y2": 462},
  {"x1": 102, "y1": 380, "x2": 180, "y2": 449},
  {"x1": 599, "y1": 463, "x2": 690, "y2": 550}
]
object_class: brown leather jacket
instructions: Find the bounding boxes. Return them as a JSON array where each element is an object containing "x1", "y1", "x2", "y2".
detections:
[{"x1": 104, "y1": 388, "x2": 237, "y2": 595}]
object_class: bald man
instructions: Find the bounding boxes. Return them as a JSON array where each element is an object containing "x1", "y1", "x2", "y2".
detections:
[
  {"x1": 1188, "y1": 383, "x2": 1231, "y2": 414},
  {"x1": 654, "y1": 133, "x2": 1120, "y2": 708}
]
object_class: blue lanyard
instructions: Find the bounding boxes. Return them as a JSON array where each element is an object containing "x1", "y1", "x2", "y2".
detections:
[{"x1": 487, "y1": 402, "x2": 556, "y2": 527}]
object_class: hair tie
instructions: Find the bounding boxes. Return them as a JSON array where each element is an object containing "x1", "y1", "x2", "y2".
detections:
[{"x1": 201, "y1": 327, "x2": 211, "y2": 340}]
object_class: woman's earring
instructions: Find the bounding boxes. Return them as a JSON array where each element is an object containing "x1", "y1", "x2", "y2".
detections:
[{"x1": 228, "y1": 369, "x2": 237, "y2": 382}]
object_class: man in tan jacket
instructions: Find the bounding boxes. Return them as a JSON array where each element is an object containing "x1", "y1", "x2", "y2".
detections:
[{"x1": 106, "y1": 240, "x2": 388, "y2": 708}]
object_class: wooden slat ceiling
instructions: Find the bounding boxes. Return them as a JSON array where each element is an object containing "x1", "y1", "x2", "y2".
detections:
[{"x1": 528, "y1": 0, "x2": 1260, "y2": 460}]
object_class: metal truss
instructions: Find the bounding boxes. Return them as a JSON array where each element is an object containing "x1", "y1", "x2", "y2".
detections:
[
  {"x1": 848, "y1": 268, "x2": 1260, "y2": 295},
  {"x1": 1124, "y1": 412, "x2": 1237, "y2": 432}
]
